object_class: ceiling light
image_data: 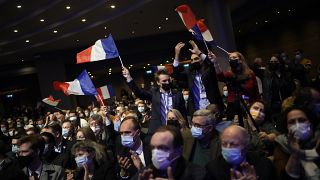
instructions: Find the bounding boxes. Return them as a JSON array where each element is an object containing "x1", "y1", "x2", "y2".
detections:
[
  {"x1": 25, "y1": 40, "x2": 30, "y2": 43},
  {"x1": 66, "y1": 6, "x2": 71, "y2": 10},
  {"x1": 109, "y1": 68, "x2": 112, "y2": 70},
  {"x1": 166, "y1": 60, "x2": 169, "y2": 63},
  {"x1": 130, "y1": 64, "x2": 133, "y2": 67},
  {"x1": 40, "y1": 19, "x2": 45, "y2": 22},
  {"x1": 17, "y1": 5, "x2": 22, "y2": 8},
  {"x1": 53, "y1": 30, "x2": 58, "y2": 33},
  {"x1": 160, "y1": 64, "x2": 163, "y2": 66},
  {"x1": 277, "y1": 11, "x2": 280, "y2": 14},
  {"x1": 147, "y1": 64, "x2": 150, "y2": 66},
  {"x1": 108, "y1": 73, "x2": 111, "y2": 75},
  {"x1": 76, "y1": 39, "x2": 80, "y2": 42},
  {"x1": 110, "y1": 5, "x2": 116, "y2": 9},
  {"x1": 131, "y1": 30, "x2": 135, "y2": 34},
  {"x1": 81, "y1": 18, "x2": 86, "y2": 22},
  {"x1": 90, "y1": 75, "x2": 94, "y2": 78},
  {"x1": 158, "y1": 26, "x2": 162, "y2": 29},
  {"x1": 104, "y1": 26, "x2": 107, "y2": 29},
  {"x1": 264, "y1": 20, "x2": 268, "y2": 23},
  {"x1": 21, "y1": 59, "x2": 24, "y2": 62},
  {"x1": 255, "y1": 22, "x2": 258, "y2": 25},
  {"x1": 143, "y1": 67, "x2": 146, "y2": 69},
  {"x1": 14, "y1": 29, "x2": 18, "y2": 33},
  {"x1": 165, "y1": 17, "x2": 169, "y2": 21}
]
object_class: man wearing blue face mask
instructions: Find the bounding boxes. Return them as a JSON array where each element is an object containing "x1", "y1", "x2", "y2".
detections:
[
  {"x1": 204, "y1": 125, "x2": 277, "y2": 180},
  {"x1": 115, "y1": 116, "x2": 152, "y2": 179},
  {"x1": 136, "y1": 126, "x2": 205, "y2": 180},
  {"x1": 184, "y1": 109, "x2": 221, "y2": 167}
]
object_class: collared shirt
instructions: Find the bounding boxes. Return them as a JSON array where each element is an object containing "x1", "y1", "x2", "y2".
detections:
[
  {"x1": 135, "y1": 140, "x2": 146, "y2": 167},
  {"x1": 54, "y1": 141, "x2": 62, "y2": 153},
  {"x1": 28, "y1": 162, "x2": 42, "y2": 178},
  {"x1": 194, "y1": 73, "x2": 210, "y2": 109},
  {"x1": 160, "y1": 91, "x2": 173, "y2": 117}
]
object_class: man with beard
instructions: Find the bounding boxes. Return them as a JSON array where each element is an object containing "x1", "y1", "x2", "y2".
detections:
[{"x1": 173, "y1": 40, "x2": 224, "y2": 116}]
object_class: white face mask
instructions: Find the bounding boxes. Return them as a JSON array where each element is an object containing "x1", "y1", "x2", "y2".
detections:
[
  {"x1": 183, "y1": 95, "x2": 189, "y2": 101},
  {"x1": 152, "y1": 149, "x2": 179, "y2": 170},
  {"x1": 138, "y1": 107, "x2": 145, "y2": 113},
  {"x1": 223, "y1": 91, "x2": 228, "y2": 97},
  {"x1": 121, "y1": 135, "x2": 135, "y2": 148},
  {"x1": 289, "y1": 122, "x2": 312, "y2": 141}
]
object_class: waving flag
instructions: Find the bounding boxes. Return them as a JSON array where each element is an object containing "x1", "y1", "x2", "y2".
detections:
[
  {"x1": 175, "y1": 4, "x2": 197, "y2": 30},
  {"x1": 53, "y1": 70, "x2": 97, "y2": 95},
  {"x1": 96, "y1": 85, "x2": 115, "y2": 100},
  {"x1": 196, "y1": 19, "x2": 216, "y2": 46},
  {"x1": 42, "y1": 95, "x2": 61, "y2": 106},
  {"x1": 77, "y1": 34, "x2": 119, "y2": 64}
]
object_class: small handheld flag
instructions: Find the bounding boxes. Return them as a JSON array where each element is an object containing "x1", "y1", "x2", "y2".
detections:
[
  {"x1": 77, "y1": 34, "x2": 120, "y2": 64},
  {"x1": 53, "y1": 70, "x2": 97, "y2": 96},
  {"x1": 42, "y1": 95, "x2": 61, "y2": 107},
  {"x1": 96, "y1": 85, "x2": 115, "y2": 100}
]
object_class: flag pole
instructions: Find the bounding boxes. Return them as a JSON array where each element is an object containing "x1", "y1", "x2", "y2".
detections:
[
  {"x1": 54, "y1": 107, "x2": 63, "y2": 111},
  {"x1": 97, "y1": 94, "x2": 105, "y2": 106},
  {"x1": 216, "y1": 45, "x2": 229, "y2": 54},
  {"x1": 202, "y1": 38, "x2": 210, "y2": 53},
  {"x1": 119, "y1": 56, "x2": 124, "y2": 68}
]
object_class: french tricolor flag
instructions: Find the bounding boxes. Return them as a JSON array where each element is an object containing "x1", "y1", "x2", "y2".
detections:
[
  {"x1": 196, "y1": 19, "x2": 216, "y2": 47},
  {"x1": 42, "y1": 95, "x2": 61, "y2": 107},
  {"x1": 53, "y1": 70, "x2": 97, "y2": 96},
  {"x1": 76, "y1": 34, "x2": 119, "y2": 64},
  {"x1": 96, "y1": 85, "x2": 115, "y2": 100},
  {"x1": 175, "y1": 4, "x2": 197, "y2": 30}
]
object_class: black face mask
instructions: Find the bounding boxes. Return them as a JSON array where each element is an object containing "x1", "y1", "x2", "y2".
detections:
[
  {"x1": 167, "y1": 120, "x2": 181, "y2": 129},
  {"x1": 191, "y1": 62, "x2": 201, "y2": 70},
  {"x1": 162, "y1": 83, "x2": 171, "y2": 92},
  {"x1": 268, "y1": 63, "x2": 280, "y2": 71},
  {"x1": 18, "y1": 155, "x2": 34, "y2": 167},
  {"x1": 229, "y1": 60, "x2": 239, "y2": 69}
]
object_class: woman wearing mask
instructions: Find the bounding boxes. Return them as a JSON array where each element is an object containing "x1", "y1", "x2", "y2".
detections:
[
  {"x1": 210, "y1": 51, "x2": 260, "y2": 126},
  {"x1": 166, "y1": 109, "x2": 192, "y2": 160},
  {"x1": 274, "y1": 106, "x2": 320, "y2": 179},
  {"x1": 71, "y1": 140, "x2": 116, "y2": 180},
  {"x1": 245, "y1": 101, "x2": 279, "y2": 156}
]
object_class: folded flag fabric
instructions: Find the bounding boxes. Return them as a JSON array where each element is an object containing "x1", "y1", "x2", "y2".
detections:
[
  {"x1": 96, "y1": 85, "x2": 115, "y2": 100},
  {"x1": 53, "y1": 70, "x2": 97, "y2": 95},
  {"x1": 196, "y1": 19, "x2": 216, "y2": 46},
  {"x1": 42, "y1": 95, "x2": 61, "y2": 106},
  {"x1": 175, "y1": 4, "x2": 197, "y2": 30},
  {"x1": 77, "y1": 34, "x2": 119, "y2": 64}
]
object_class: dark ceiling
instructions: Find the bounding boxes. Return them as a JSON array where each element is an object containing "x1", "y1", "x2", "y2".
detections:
[{"x1": 0, "y1": 0, "x2": 252, "y2": 65}]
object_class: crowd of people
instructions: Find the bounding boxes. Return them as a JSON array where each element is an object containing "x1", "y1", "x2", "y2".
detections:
[{"x1": 0, "y1": 40, "x2": 319, "y2": 180}]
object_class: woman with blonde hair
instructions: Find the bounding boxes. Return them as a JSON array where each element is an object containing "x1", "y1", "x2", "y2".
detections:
[
  {"x1": 71, "y1": 140, "x2": 116, "y2": 179},
  {"x1": 166, "y1": 109, "x2": 188, "y2": 130},
  {"x1": 210, "y1": 51, "x2": 260, "y2": 126}
]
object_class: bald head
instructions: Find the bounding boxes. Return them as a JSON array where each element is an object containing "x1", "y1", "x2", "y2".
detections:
[{"x1": 221, "y1": 125, "x2": 249, "y2": 149}]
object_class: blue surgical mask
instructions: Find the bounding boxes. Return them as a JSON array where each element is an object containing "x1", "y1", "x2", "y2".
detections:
[
  {"x1": 114, "y1": 120, "x2": 121, "y2": 132},
  {"x1": 75, "y1": 155, "x2": 92, "y2": 168},
  {"x1": 221, "y1": 147, "x2": 244, "y2": 165},
  {"x1": 62, "y1": 128, "x2": 69, "y2": 138},
  {"x1": 12, "y1": 145, "x2": 19, "y2": 153},
  {"x1": 121, "y1": 135, "x2": 135, "y2": 148},
  {"x1": 191, "y1": 126, "x2": 204, "y2": 139}
]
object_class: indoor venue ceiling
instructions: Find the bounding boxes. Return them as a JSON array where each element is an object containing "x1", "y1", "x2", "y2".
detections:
[{"x1": 0, "y1": 0, "x2": 250, "y2": 65}]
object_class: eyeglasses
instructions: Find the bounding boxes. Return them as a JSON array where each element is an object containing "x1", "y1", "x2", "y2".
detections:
[{"x1": 191, "y1": 122, "x2": 210, "y2": 129}]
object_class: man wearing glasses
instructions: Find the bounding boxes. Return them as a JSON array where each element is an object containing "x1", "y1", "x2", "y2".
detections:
[{"x1": 184, "y1": 109, "x2": 221, "y2": 167}]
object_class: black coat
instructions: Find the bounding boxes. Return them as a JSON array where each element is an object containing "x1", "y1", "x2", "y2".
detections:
[
  {"x1": 173, "y1": 57, "x2": 224, "y2": 115},
  {"x1": 204, "y1": 151, "x2": 278, "y2": 180},
  {"x1": 127, "y1": 80, "x2": 187, "y2": 134}
]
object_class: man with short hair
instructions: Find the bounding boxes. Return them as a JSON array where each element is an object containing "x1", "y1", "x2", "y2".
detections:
[
  {"x1": 123, "y1": 68, "x2": 187, "y2": 134},
  {"x1": 185, "y1": 109, "x2": 221, "y2": 167},
  {"x1": 116, "y1": 116, "x2": 152, "y2": 179},
  {"x1": 137, "y1": 126, "x2": 205, "y2": 180},
  {"x1": 17, "y1": 135, "x2": 65, "y2": 180},
  {"x1": 204, "y1": 125, "x2": 277, "y2": 180}
]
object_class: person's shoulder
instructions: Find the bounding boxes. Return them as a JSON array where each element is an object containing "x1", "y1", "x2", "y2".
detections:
[{"x1": 43, "y1": 163, "x2": 64, "y2": 171}]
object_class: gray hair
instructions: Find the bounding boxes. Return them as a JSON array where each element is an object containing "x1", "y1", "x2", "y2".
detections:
[
  {"x1": 222, "y1": 125, "x2": 250, "y2": 147},
  {"x1": 192, "y1": 109, "x2": 216, "y2": 125}
]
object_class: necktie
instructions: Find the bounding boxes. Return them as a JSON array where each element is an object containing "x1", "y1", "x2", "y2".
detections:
[
  {"x1": 160, "y1": 93, "x2": 167, "y2": 125},
  {"x1": 192, "y1": 73, "x2": 200, "y2": 110}
]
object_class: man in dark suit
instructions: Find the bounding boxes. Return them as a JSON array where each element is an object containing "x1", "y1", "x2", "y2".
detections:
[
  {"x1": 204, "y1": 125, "x2": 277, "y2": 180},
  {"x1": 185, "y1": 109, "x2": 221, "y2": 167},
  {"x1": 116, "y1": 116, "x2": 152, "y2": 179},
  {"x1": 173, "y1": 40, "x2": 224, "y2": 116},
  {"x1": 17, "y1": 135, "x2": 65, "y2": 180},
  {"x1": 122, "y1": 67, "x2": 187, "y2": 134}
]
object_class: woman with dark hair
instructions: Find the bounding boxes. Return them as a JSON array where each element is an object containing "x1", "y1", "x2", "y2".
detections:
[
  {"x1": 71, "y1": 140, "x2": 116, "y2": 180},
  {"x1": 273, "y1": 106, "x2": 320, "y2": 179},
  {"x1": 76, "y1": 127, "x2": 96, "y2": 142},
  {"x1": 244, "y1": 101, "x2": 279, "y2": 156}
]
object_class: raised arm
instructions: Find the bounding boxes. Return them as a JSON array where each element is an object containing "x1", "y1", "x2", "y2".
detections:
[{"x1": 122, "y1": 67, "x2": 152, "y2": 101}]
